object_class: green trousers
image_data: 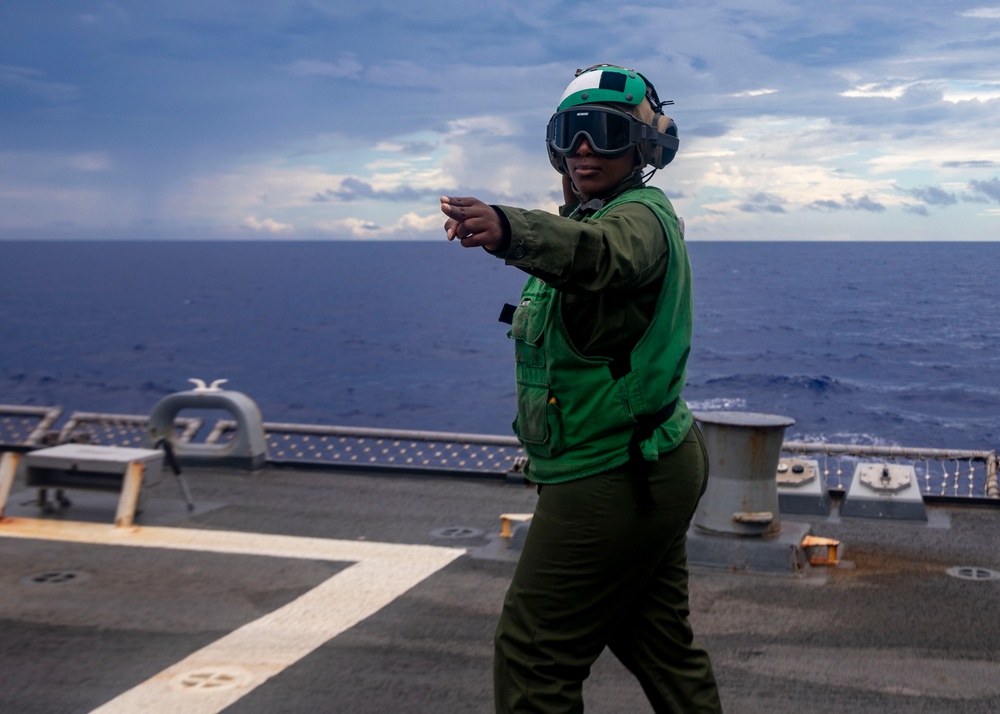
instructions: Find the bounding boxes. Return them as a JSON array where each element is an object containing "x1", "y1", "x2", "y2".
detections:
[{"x1": 494, "y1": 425, "x2": 722, "y2": 713}]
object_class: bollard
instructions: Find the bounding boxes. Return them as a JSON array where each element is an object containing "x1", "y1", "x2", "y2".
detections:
[{"x1": 692, "y1": 411, "x2": 795, "y2": 537}]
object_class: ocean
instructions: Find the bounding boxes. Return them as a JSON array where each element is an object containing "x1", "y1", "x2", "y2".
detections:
[{"x1": 2, "y1": 240, "x2": 997, "y2": 452}]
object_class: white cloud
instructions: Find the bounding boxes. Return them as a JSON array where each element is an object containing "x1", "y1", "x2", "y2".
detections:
[
  {"x1": 960, "y1": 7, "x2": 1000, "y2": 18},
  {"x1": 730, "y1": 88, "x2": 779, "y2": 98},
  {"x1": 314, "y1": 210, "x2": 442, "y2": 239},
  {"x1": 841, "y1": 82, "x2": 913, "y2": 99},
  {"x1": 942, "y1": 81, "x2": 1000, "y2": 103},
  {"x1": 242, "y1": 215, "x2": 294, "y2": 233}
]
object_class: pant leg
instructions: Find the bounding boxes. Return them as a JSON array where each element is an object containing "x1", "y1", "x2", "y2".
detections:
[
  {"x1": 607, "y1": 532, "x2": 722, "y2": 713},
  {"x1": 494, "y1": 426, "x2": 719, "y2": 714},
  {"x1": 494, "y1": 469, "x2": 633, "y2": 713},
  {"x1": 608, "y1": 425, "x2": 723, "y2": 713}
]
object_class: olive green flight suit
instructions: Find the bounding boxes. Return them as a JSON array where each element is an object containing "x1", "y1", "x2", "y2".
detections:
[{"x1": 490, "y1": 179, "x2": 722, "y2": 713}]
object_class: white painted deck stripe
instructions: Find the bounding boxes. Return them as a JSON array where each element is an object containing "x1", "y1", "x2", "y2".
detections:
[{"x1": 0, "y1": 518, "x2": 465, "y2": 714}]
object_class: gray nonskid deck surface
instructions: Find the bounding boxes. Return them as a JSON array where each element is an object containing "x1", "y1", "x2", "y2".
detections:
[{"x1": 1, "y1": 465, "x2": 999, "y2": 713}]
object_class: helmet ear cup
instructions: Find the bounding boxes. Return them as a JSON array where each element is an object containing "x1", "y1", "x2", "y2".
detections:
[{"x1": 648, "y1": 114, "x2": 678, "y2": 169}]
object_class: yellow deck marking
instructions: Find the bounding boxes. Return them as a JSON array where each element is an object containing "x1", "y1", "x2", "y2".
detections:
[{"x1": 0, "y1": 517, "x2": 465, "y2": 714}]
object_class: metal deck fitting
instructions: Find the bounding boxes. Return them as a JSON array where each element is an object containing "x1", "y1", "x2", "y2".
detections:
[
  {"x1": 776, "y1": 458, "x2": 832, "y2": 515},
  {"x1": 841, "y1": 463, "x2": 927, "y2": 520}
]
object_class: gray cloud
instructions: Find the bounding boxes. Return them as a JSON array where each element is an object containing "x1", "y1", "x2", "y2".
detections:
[
  {"x1": 314, "y1": 178, "x2": 437, "y2": 203},
  {"x1": 738, "y1": 192, "x2": 786, "y2": 213},
  {"x1": 806, "y1": 199, "x2": 844, "y2": 212},
  {"x1": 687, "y1": 122, "x2": 730, "y2": 138},
  {"x1": 907, "y1": 185, "x2": 958, "y2": 206},
  {"x1": 942, "y1": 160, "x2": 997, "y2": 169},
  {"x1": 969, "y1": 177, "x2": 1000, "y2": 203},
  {"x1": 850, "y1": 195, "x2": 887, "y2": 213},
  {"x1": 806, "y1": 195, "x2": 886, "y2": 212}
]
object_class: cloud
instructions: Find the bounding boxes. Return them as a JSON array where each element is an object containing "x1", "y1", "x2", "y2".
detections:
[
  {"x1": 730, "y1": 88, "x2": 778, "y2": 98},
  {"x1": 807, "y1": 199, "x2": 844, "y2": 212},
  {"x1": 907, "y1": 185, "x2": 958, "y2": 206},
  {"x1": 4, "y1": 1, "x2": 1000, "y2": 241},
  {"x1": 848, "y1": 195, "x2": 887, "y2": 212},
  {"x1": 316, "y1": 210, "x2": 443, "y2": 239},
  {"x1": 242, "y1": 215, "x2": 294, "y2": 233},
  {"x1": 960, "y1": 8, "x2": 1000, "y2": 19},
  {"x1": 969, "y1": 177, "x2": 1000, "y2": 203},
  {"x1": 942, "y1": 160, "x2": 997, "y2": 168},
  {"x1": 806, "y1": 194, "x2": 887, "y2": 212},
  {"x1": 687, "y1": 122, "x2": 731, "y2": 138},
  {"x1": 315, "y1": 177, "x2": 439, "y2": 203},
  {"x1": 738, "y1": 192, "x2": 786, "y2": 213}
]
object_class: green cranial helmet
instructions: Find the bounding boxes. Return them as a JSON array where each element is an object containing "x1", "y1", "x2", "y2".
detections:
[{"x1": 546, "y1": 64, "x2": 679, "y2": 174}]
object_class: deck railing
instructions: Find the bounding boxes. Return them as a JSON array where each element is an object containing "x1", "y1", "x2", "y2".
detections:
[{"x1": 2, "y1": 405, "x2": 997, "y2": 499}]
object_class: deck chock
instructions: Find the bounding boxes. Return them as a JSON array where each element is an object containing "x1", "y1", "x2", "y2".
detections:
[
  {"x1": 144, "y1": 385, "x2": 268, "y2": 470},
  {"x1": 5, "y1": 444, "x2": 165, "y2": 528},
  {"x1": 500, "y1": 513, "x2": 533, "y2": 550},
  {"x1": 841, "y1": 463, "x2": 927, "y2": 521},
  {"x1": 802, "y1": 535, "x2": 841, "y2": 566},
  {"x1": 776, "y1": 458, "x2": 832, "y2": 516}
]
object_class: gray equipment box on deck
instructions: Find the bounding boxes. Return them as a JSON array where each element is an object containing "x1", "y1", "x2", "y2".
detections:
[
  {"x1": 25, "y1": 444, "x2": 164, "y2": 491},
  {"x1": 23, "y1": 444, "x2": 165, "y2": 527}
]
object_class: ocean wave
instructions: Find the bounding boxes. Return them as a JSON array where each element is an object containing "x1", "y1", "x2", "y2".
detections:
[
  {"x1": 698, "y1": 373, "x2": 854, "y2": 394},
  {"x1": 686, "y1": 397, "x2": 748, "y2": 411}
]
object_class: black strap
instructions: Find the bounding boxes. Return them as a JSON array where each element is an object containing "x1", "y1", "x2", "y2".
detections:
[
  {"x1": 499, "y1": 303, "x2": 517, "y2": 325},
  {"x1": 627, "y1": 399, "x2": 677, "y2": 513}
]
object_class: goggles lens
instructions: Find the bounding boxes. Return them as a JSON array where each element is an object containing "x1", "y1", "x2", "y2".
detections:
[{"x1": 547, "y1": 107, "x2": 638, "y2": 156}]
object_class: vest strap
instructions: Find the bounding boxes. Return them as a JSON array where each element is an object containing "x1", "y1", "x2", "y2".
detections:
[{"x1": 627, "y1": 399, "x2": 678, "y2": 513}]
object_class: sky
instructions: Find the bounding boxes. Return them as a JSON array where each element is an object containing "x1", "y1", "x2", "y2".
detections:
[{"x1": 2, "y1": 0, "x2": 999, "y2": 241}]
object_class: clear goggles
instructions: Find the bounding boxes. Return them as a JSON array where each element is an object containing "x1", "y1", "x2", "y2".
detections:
[{"x1": 546, "y1": 106, "x2": 652, "y2": 156}]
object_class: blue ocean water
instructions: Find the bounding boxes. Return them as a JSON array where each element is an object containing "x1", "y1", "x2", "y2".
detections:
[{"x1": 1, "y1": 240, "x2": 997, "y2": 451}]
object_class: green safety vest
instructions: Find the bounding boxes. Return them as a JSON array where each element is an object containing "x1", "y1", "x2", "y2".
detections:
[{"x1": 510, "y1": 187, "x2": 693, "y2": 484}]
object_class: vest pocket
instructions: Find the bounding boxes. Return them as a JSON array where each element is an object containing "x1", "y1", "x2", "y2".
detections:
[
  {"x1": 513, "y1": 381, "x2": 564, "y2": 456},
  {"x1": 510, "y1": 295, "x2": 548, "y2": 368}
]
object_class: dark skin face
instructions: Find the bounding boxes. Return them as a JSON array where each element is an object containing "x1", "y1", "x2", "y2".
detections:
[{"x1": 563, "y1": 137, "x2": 638, "y2": 200}]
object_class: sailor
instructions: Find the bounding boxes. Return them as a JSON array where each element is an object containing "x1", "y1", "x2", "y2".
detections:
[{"x1": 441, "y1": 64, "x2": 722, "y2": 713}]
